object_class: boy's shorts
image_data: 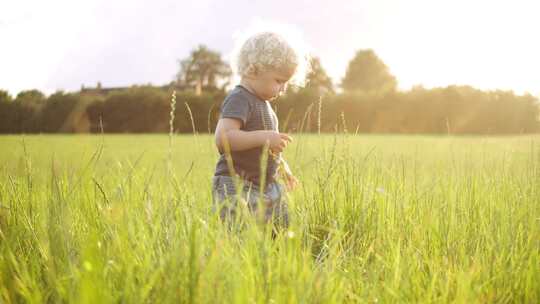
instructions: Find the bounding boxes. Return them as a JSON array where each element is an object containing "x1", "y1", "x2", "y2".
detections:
[{"x1": 211, "y1": 175, "x2": 289, "y2": 229}]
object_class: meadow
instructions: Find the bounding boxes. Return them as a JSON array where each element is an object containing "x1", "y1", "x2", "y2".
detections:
[{"x1": 0, "y1": 134, "x2": 538, "y2": 303}]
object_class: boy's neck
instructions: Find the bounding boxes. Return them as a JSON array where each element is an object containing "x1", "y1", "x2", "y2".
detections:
[
  {"x1": 239, "y1": 79, "x2": 271, "y2": 103},
  {"x1": 239, "y1": 78, "x2": 257, "y2": 96}
]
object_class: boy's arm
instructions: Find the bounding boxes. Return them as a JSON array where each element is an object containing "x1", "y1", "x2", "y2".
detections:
[{"x1": 215, "y1": 118, "x2": 291, "y2": 153}]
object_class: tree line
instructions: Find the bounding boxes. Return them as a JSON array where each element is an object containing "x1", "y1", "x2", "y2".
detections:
[{"x1": 1, "y1": 47, "x2": 538, "y2": 134}]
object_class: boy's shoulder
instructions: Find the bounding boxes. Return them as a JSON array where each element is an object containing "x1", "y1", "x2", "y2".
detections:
[{"x1": 224, "y1": 85, "x2": 258, "y2": 105}]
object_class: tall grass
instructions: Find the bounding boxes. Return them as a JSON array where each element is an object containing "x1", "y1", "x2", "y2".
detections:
[{"x1": 0, "y1": 134, "x2": 538, "y2": 303}]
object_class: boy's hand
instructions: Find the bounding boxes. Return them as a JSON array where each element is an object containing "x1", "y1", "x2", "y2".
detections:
[
  {"x1": 284, "y1": 172, "x2": 299, "y2": 191},
  {"x1": 279, "y1": 158, "x2": 298, "y2": 191},
  {"x1": 266, "y1": 131, "x2": 292, "y2": 153}
]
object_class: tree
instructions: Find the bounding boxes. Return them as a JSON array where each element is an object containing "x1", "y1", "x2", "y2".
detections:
[
  {"x1": 176, "y1": 45, "x2": 232, "y2": 95},
  {"x1": 40, "y1": 91, "x2": 79, "y2": 133},
  {"x1": 14, "y1": 90, "x2": 47, "y2": 130},
  {"x1": 341, "y1": 49, "x2": 397, "y2": 94},
  {"x1": 0, "y1": 90, "x2": 14, "y2": 133},
  {"x1": 0, "y1": 90, "x2": 45, "y2": 133},
  {"x1": 15, "y1": 90, "x2": 46, "y2": 105},
  {"x1": 0, "y1": 90, "x2": 12, "y2": 103},
  {"x1": 15, "y1": 91, "x2": 46, "y2": 110},
  {"x1": 305, "y1": 57, "x2": 334, "y2": 95}
]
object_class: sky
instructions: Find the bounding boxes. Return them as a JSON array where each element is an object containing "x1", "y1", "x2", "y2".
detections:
[{"x1": 1, "y1": 0, "x2": 539, "y2": 97}]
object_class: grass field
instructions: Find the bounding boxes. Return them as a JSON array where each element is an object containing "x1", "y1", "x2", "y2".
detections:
[{"x1": 0, "y1": 134, "x2": 539, "y2": 303}]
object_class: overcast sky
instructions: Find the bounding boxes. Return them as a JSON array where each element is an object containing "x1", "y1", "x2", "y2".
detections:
[{"x1": 1, "y1": 0, "x2": 539, "y2": 96}]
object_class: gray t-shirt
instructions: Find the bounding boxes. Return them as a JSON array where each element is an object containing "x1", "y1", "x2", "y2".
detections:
[{"x1": 214, "y1": 85, "x2": 280, "y2": 186}]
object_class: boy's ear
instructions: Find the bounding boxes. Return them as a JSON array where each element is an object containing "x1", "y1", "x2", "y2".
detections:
[
  {"x1": 246, "y1": 65, "x2": 259, "y2": 77},
  {"x1": 250, "y1": 66, "x2": 259, "y2": 77}
]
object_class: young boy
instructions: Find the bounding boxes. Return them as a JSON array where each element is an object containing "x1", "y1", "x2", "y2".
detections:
[{"x1": 212, "y1": 31, "x2": 306, "y2": 230}]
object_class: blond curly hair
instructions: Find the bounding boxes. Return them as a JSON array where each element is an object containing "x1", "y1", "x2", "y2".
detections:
[{"x1": 233, "y1": 32, "x2": 310, "y2": 87}]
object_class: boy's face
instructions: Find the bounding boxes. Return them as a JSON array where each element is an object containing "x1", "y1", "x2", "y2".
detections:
[{"x1": 250, "y1": 68, "x2": 294, "y2": 101}]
